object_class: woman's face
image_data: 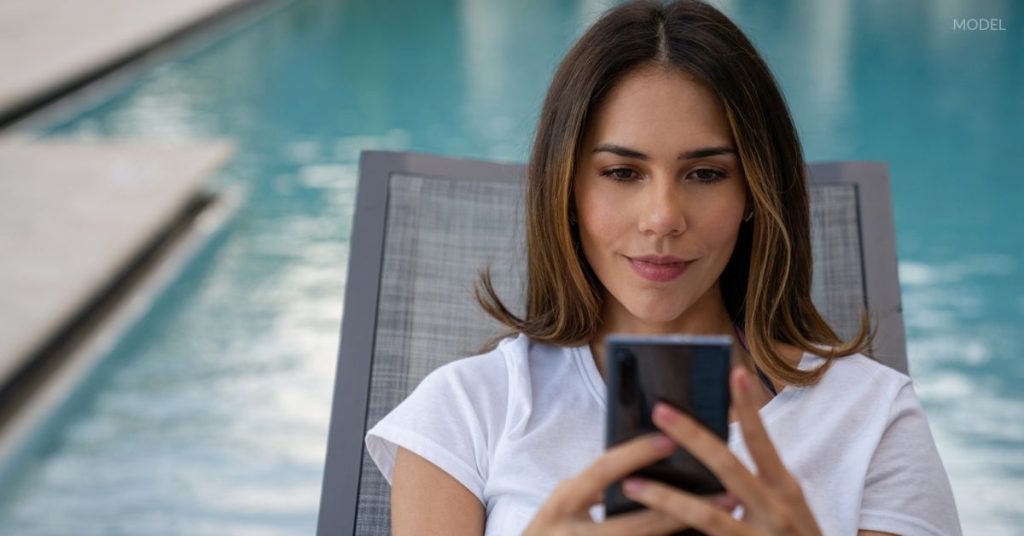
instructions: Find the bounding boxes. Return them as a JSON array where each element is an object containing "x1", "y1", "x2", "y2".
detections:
[{"x1": 574, "y1": 66, "x2": 748, "y2": 334}]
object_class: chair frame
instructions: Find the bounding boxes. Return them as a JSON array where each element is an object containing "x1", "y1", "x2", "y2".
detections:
[{"x1": 316, "y1": 151, "x2": 907, "y2": 534}]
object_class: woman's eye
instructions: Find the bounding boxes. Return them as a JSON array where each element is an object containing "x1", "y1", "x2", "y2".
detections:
[
  {"x1": 599, "y1": 167, "x2": 639, "y2": 182},
  {"x1": 598, "y1": 167, "x2": 727, "y2": 183},
  {"x1": 690, "y1": 168, "x2": 727, "y2": 182}
]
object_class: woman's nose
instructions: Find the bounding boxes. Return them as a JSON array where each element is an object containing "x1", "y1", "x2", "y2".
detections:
[{"x1": 637, "y1": 175, "x2": 687, "y2": 237}]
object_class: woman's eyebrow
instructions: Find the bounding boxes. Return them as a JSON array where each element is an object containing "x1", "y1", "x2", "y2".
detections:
[{"x1": 591, "y1": 143, "x2": 736, "y2": 160}]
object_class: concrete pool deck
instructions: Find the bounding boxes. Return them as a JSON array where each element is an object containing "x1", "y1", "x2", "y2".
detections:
[
  {"x1": 0, "y1": 136, "x2": 236, "y2": 390},
  {"x1": 0, "y1": 0, "x2": 257, "y2": 125},
  {"x1": 0, "y1": 1, "x2": 264, "y2": 425}
]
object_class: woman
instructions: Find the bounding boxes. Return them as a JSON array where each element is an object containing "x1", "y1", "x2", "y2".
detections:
[{"x1": 365, "y1": 1, "x2": 961, "y2": 534}]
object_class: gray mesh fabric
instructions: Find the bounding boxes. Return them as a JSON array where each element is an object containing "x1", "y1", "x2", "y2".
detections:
[
  {"x1": 808, "y1": 184, "x2": 868, "y2": 342},
  {"x1": 355, "y1": 173, "x2": 527, "y2": 534},
  {"x1": 353, "y1": 174, "x2": 870, "y2": 533}
]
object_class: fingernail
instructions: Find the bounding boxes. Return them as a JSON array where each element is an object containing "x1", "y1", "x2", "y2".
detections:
[
  {"x1": 736, "y1": 367, "x2": 751, "y2": 392},
  {"x1": 653, "y1": 402, "x2": 678, "y2": 423},
  {"x1": 712, "y1": 493, "x2": 739, "y2": 510},
  {"x1": 651, "y1": 433, "x2": 675, "y2": 452},
  {"x1": 623, "y1": 478, "x2": 646, "y2": 495}
]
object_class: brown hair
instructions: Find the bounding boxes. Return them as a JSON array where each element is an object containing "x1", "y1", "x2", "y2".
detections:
[{"x1": 474, "y1": 0, "x2": 872, "y2": 387}]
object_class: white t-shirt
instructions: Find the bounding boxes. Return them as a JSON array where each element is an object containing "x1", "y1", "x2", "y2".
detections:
[{"x1": 365, "y1": 332, "x2": 961, "y2": 535}]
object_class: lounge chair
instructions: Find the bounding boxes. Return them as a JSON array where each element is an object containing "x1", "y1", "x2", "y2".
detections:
[{"x1": 315, "y1": 150, "x2": 907, "y2": 535}]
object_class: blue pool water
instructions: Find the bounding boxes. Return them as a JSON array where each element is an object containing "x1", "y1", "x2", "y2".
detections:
[{"x1": 0, "y1": 0, "x2": 1020, "y2": 533}]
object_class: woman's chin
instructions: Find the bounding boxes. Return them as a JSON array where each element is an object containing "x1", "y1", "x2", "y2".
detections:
[{"x1": 626, "y1": 306, "x2": 690, "y2": 327}]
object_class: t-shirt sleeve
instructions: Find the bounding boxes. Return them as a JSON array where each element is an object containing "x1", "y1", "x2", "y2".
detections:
[
  {"x1": 858, "y1": 380, "x2": 962, "y2": 536},
  {"x1": 363, "y1": 354, "x2": 509, "y2": 504}
]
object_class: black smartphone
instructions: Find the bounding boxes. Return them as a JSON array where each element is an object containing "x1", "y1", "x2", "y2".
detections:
[{"x1": 604, "y1": 334, "x2": 733, "y2": 517}]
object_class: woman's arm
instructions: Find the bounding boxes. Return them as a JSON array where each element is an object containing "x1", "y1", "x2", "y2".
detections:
[{"x1": 391, "y1": 446, "x2": 485, "y2": 536}]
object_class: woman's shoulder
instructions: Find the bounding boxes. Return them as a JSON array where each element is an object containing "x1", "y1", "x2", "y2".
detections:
[
  {"x1": 428, "y1": 332, "x2": 530, "y2": 382},
  {"x1": 364, "y1": 333, "x2": 533, "y2": 497},
  {"x1": 796, "y1": 348, "x2": 912, "y2": 404},
  {"x1": 766, "y1": 350, "x2": 921, "y2": 448},
  {"x1": 424, "y1": 332, "x2": 582, "y2": 423},
  {"x1": 411, "y1": 332, "x2": 541, "y2": 407},
  {"x1": 366, "y1": 333, "x2": 532, "y2": 446},
  {"x1": 813, "y1": 348, "x2": 908, "y2": 377}
]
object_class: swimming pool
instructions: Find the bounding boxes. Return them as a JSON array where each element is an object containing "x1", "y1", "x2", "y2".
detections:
[{"x1": 0, "y1": 0, "x2": 1020, "y2": 533}]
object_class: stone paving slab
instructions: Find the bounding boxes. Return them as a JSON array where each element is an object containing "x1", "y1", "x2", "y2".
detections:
[
  {"x1": 0, "y1": 0, "x2": 252, "y2": 119},
  {"x1": 0, "y1": 137, "x2": 236, "y2": 387}
]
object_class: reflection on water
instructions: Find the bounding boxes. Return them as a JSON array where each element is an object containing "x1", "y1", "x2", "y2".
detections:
[
  {"x1": 0, "y1": 0, "x2": 1020, "y2": 534},
  {"x1": 901, "y1": 255, "x2": 1024, "y2": 532}
]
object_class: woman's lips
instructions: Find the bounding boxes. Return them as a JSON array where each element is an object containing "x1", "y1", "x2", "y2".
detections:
[{"x1": 627, "y1": 257, "x2": 690, "y2": 282}]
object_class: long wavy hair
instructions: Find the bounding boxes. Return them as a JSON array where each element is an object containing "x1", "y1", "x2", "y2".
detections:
[{"x1": 473, "y1": 0, "x2": 872, "y2": 387}]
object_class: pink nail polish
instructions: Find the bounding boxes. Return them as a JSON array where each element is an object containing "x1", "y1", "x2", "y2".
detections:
[
  {"x1": 737, "y1": 368, "x2": 750, "y2": 392},
  {"x1": 712, "y1": 494, "x2": 739, "y2": 510},
  {"x1": 652, "y1": 433, "x2": 675, "y2": 452},
  {"x1": 654, "y1": 403, "x2": 677, "y2": 423},
  {"x1": 623, "y1": 478, "x2": 646, "y2": 494}
]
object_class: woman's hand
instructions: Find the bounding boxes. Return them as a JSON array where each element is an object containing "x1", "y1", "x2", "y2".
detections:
[
  {"x1": 620, "y1": 366, "x2": 822, "y2": 535},
  {"x1": 523, "y1": 431, "x2": 738, "y2": 536}
]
